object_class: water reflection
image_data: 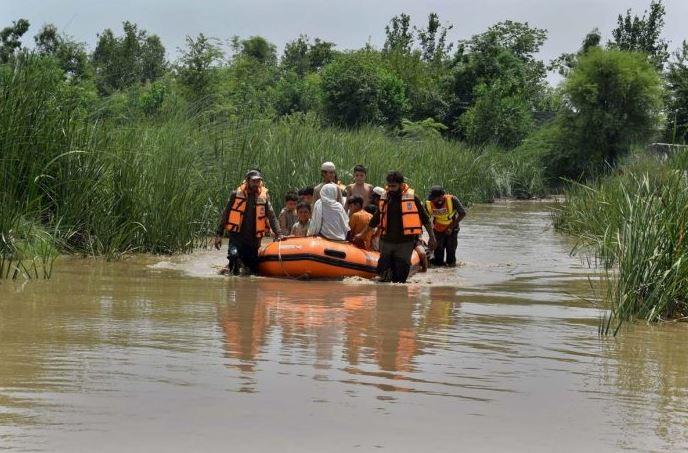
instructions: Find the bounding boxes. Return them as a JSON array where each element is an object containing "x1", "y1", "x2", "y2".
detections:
[{"x1": 218, "y1": 281, "x2": 461, "y2": 379}]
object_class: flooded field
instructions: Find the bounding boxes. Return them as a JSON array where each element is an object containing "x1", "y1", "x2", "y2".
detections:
[{"x1": 1, "y1": 202, "x2": 687, "y2": 452}]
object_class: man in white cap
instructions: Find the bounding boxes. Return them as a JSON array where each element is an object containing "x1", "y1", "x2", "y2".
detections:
[{"x1": 313, "y1": 161, "x2": 344, "y2": 205}]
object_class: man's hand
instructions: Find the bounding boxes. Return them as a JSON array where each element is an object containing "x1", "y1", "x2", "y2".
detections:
[{"x1": 213, "y1": 235, "x2": 222, "y2": 250}]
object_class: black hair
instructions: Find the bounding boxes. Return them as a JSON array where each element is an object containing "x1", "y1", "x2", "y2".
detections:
[
  {"x1": 353, "y1": 164, "x2": 367, "y2": 174},
  {"x1": 298, "y1": 186, "x2": 314, "y2": 196},
  {"x1": 285, "y1": 191, "x2": 299, "y2": 202},
  {"x1": 296, "y1": 201, "x2": 311, "y2": 212},
  {"x1": 386, "y1": 171, "x2": 404, "y2": 184},
  {"x1": 348, "y1": 195, "x2": 364, "y2": 207},
  {"x1": 364, "y1": 204, "x2": 377, "y2": 215}
]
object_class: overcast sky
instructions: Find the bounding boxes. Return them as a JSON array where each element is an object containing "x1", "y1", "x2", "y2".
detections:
[{"x1": 3, "y1": 0, "x2": 688, "y2": 84}]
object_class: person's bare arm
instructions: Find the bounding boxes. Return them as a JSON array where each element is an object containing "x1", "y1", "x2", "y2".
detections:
[{"x1": 266, "y1": 199, "x2": 283, "y2": 241}]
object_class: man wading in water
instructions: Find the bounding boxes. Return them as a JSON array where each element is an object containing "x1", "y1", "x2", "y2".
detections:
[
  {"x1": 356, "y1": 171, "x2": 436, "y2": 283},
  {"x1": 214, "y1": 170, "x2": 281, "y2": 275},
  {"x1": 426, "y1": 185, "x2": 466, "y2": 267}
]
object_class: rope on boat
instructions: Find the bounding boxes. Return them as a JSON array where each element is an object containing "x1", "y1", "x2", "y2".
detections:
[{"x1": 277, "y1": 238, "x2": 308, "y2": 280}]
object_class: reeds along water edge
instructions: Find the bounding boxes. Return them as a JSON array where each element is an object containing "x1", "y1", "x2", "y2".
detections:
[{"x1": 553, "y1": 152, "x2": 688, "y2": 333}]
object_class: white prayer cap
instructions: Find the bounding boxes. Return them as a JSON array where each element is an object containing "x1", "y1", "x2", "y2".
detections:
[{"x1": 321, "y1": 161, "x2": 336, "y2": 171}]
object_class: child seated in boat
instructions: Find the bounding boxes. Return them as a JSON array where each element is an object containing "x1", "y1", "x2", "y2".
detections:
[
  {"x1": 347, "y1": 195, "x2": 373, "y2": 250},
  {"x1": 291, "y1": 202, "x2": 311, "y2": 237},
  {"x1": 278, "y1": 191, "x2": 299, "y2": 236}
]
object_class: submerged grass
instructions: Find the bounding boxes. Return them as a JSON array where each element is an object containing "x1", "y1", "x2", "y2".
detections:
[
  {"x1": 553, "y1": 152, "x2": 688, "y2": 334},
  {"x1": 1, "y1": 54, "x2": 547, "y2": 278}
]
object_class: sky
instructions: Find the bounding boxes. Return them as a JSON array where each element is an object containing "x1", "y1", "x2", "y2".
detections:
[{"x1": 3, "y1": 0, "x2": 688, "y2": 84}]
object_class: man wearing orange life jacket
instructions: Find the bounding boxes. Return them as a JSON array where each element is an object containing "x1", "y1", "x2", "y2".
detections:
[
  {"x1": 214, "y1": 170, "x2": 281, "y2": 275},
  {"x1": 426, "y1": 185, "x2": 466, "y2": 267},
  {"x1": 356, "y1": 171, "x2": 436, "y2": 283}
]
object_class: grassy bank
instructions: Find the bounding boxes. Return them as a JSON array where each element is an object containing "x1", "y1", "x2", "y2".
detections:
[
  {"x1": 553, "y1": 151, "x2": 688, "y2": 334},
  {"x1": 1, "y1": 55, "x2": 546, "y2": 278}
]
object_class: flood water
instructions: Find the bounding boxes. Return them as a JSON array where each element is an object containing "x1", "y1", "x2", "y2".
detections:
[{"x1": 1, "y1": 202, "x2": 687, "y2": 452}]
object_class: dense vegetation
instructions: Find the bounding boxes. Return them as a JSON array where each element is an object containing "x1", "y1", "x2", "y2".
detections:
[
  {"x1": 553, "y1": 150, "x2": 688, "y2": 334},
  {"x1": 1, "y1": 0, "x2": 687, "y2": 285}
]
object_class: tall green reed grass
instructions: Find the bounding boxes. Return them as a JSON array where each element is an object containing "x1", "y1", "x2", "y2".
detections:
[
  {"x1": 553, "y1": 152, "x2": 688, "y2": 334},
  {"x1": 1, "y1": 55, "x2": 546, "y2": 278}
]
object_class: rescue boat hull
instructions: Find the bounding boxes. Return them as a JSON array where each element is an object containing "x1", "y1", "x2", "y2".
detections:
[{"x1": 258, "y1": 236, "x2": 420, "y2": 279}]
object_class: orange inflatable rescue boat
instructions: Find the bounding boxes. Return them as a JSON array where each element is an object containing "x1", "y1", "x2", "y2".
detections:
[{"x1": 258, "y1": 236, "x2": 420, "y2": 279}]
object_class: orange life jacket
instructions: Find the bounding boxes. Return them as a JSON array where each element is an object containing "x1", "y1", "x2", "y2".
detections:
[
  {"x1": 378, "y1": 184, "x2": 423, "y2": 236},
  {"x1": 224, "y1": 183, "x2": 270, "y2": 238}
]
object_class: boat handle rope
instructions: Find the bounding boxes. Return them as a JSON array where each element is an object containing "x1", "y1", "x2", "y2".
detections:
[{"x1": 277, "y1": 238, "x2": 298, "y2": 280}]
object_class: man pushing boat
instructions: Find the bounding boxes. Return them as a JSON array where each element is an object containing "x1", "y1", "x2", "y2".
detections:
[
  {"x1": 356, "y1": 171, "x2": 436, "y2": 283},
  {"x1": 214, "y1": 170, "x2": 282, "y2": 275}
]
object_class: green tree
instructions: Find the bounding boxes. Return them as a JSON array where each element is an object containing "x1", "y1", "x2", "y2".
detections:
[
  {"x1": 91, "y1": 21, "x2": 167, "y2": 94},
  {"x1": 224, "y1": 36, "x2": 279, "y2": 117},
  {"x1": 460, "y1": 80, "x2": 533, "y2": 148},
  {"x1": 380, "y1": 13, "x2": 455, "y2": 125},
  {"x1": 223, "y1": 54, "x2": 278, "y2": 118},
  {"x1": 281, "y1": 35, "x2": 336, "y2": 76},
  {"x1": 34, "y1": 24, "x2": 91, "y2": 81},
  {"x1": 382, "y1": 48, "x2": 451, "y2": 123},
  {"x1": 273, "y1": 71, "x2": 321, "y2": 116},
  {"x1": 609, "y1": 0, "x2": 669, "y2": 70},
  {"x1": 282, "y1": 35, "x2": 310, "y2": 76},
  {"x1": 308, "y1": 38, "x2": 336, "y2": 71},
  {"x1": 666, "y1": 41, "x2": 688, "y2": 143},
  {"x1": 383, "y1": 13, "x2": 413, "y2": 54},
  {"x1": 550, "y1": 48, "x2": 663, "y2": 179},
  {"x1": 415, "y1": 12, "x2": 453, "y2": 63},
  {"x1": 450, "y1": 21, "x2": 547, "y2": 143},
  {"x1": 176, "y1": 34, "x2": 224, "y2": 105},
  {"x1": 0, "y1": 18, "x2": 30, "y2": 63},
  {"x1": 321, "y1": 51, "x2": 408, "y2": 127},
  {"x1": 234, "y1": 36, "x2": 277, "y2": 65},
  {"x1": 140, "y1": 35, "x2": 166, "y2": 82}
]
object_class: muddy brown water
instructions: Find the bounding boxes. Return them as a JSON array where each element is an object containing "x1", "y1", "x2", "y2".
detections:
[{"x1": 1, "y1": 202, "x2": 687, "y2": 452}]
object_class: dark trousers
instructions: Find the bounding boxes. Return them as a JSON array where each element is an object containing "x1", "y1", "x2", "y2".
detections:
[
  {"x1": 378, "y1": 239, "x2": 415, "y2": 283},
  {"x1": 432, "y1": 229, "x2": 459, "y2": 266},
  {"x1": 227, "y1": 237, "x2": 260, "y2": 274}
]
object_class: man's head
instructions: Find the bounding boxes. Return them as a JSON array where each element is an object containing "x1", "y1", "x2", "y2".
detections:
[
  {"x1": 353, "y1": 164, "x2": 367, "y2": 184},
  {"x1": 321, "y1": 161, "x2": 336, "y2": 183},
  {"x1": 298, "y1": 186, "x2": 314, "y2": 204},
  {"x1": 347, "y1": 195, "x2": 364, "y2": 214},
  {"x1": 245, "y1": 169, "x2": 263, "y2": 192},
  {"x1": 285, "y1": 191, "x2": 298, "y2": 211},
  {"x1": 385, "y1": 171, "x2": 404, "y2": 193},
  {"x1": 428, "y1": 185, "x2": 446, "y2": 205},
  {"x1": 296, "y1": 201, "x2": 311, "y2": 222}
]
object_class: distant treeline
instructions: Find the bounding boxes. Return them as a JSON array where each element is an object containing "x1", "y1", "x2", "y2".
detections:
[{"x1": 1, "y1": 0, "x2": 686, "y2": 180}]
